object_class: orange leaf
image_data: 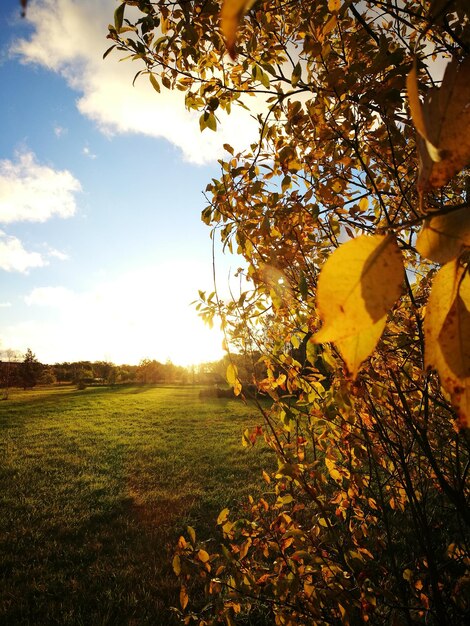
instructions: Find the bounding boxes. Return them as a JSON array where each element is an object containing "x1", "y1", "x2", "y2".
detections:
[{"x1": 221, "y1": 0, "x2": 256, "y2": 59}]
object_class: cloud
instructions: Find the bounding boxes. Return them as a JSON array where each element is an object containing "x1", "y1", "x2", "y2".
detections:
[
  {"x1": 14, "y1": 262, "x2": 225, "y2": 365},
  {"x1": 25, "y1": 286, "x2": 75, "y2": 307},
  {"x1": 0, "y1": 230, "x2": 46, "y2": 273},
  {"x1": 82, "y1": 145, "x2": 97, "y2": 159},
  {"x1": 0, "y1": 151, "x2": 81, "y2": 224},
  {"x1": 0, "y1": 302, "x2": 12, "y2": 308},
  {"x1": 12, "y1": 0, "x2": 262, "y2": 164},
  {"x1": 46, "y1": 246, "x2": 69, "y2": 261},
  {"x1": 54, "y1": 125, "x2": 67, "y2": 137}
]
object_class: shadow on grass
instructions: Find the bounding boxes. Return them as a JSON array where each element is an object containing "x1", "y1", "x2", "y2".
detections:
[{"x1": 0, "y1": 491, "x2": 196, "y2": 626}]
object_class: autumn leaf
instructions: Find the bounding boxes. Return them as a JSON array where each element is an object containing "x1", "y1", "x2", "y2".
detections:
[
  {"x1": 148, "y1": 73, "x2": 160, "y2": 93},
  {"x1": 406, "y1": 60, "x2": 428, "y2": 139},
  {"x1": 439, "y1": 278, "x2": 470, "y2": 381},
  {"x1": 187, "y1": 525, "x2": 196, "y2": 545},
  {"x1": 217, "y1": 508, "x2": 230, "y2": 525},
  {"x1": 180, "y1": 585, "x2": 189, "y2": 610},
  {"x1": 416, "y1": 206, "x2": 470, "y2": 264},
  {"x1": 438, "y1": 272, "x2": 470, "y2": 427},
  {"x1": 424, "y1": 260, "x2": 464, "y2": 369},
  {"x1": 314, "y1": 235, "x2": 404, "y2": 343},
  {"x1": 226, "y1": 363, "x2": 238, "y2": 385},
  {"x1": 226, "y1": 362, "x2": 242, "y2": 396},
  {"x1": 425, "y1": 260, "x2": 470, "y2": 427},
  {"x1": 114, "y1": 3, "x2": 125, "y2": 31},
  {"x1": 325, "y1": 457, "x2": 342, "y2": 482},
  {"x1": 172, "y1": 554, "x2": 181, "y2": 576},
  {"x1": 197, "y1": 549, "x2": 210, "y2": 563},
  {"x1": 336, "y1": 315, "x2": 387, "y2": 378},
  {"x1": 221, "y1": 0, "x2": 257, "y2": 59},
  {"x1": 407, "y1": 56, "x2": 470, "y2": 190}
]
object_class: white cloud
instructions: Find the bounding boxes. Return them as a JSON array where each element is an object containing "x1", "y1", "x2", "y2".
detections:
[
  {"x1": 0, "y1": 302, "x2": 12, "y2": 308},
  {"x1": 13, "y1": 0, "x2": 262, "y2": 164},
  {"x1": 0, "y1": 230, "x2": 46, "y2": 273},
  {"x1": 14, "y1": 262, "x2": 225, "y2": 365},
  {"x1": 25, "y1": 286, "x2": 76, "y2": 307},
  {"x1": 46, "y1": 246, "x2": 69, "y2": 261},
  {"x1": 54, "y1": 125, "x2": 67, "y2": 137},
  {"x1": 82, "y1": 145, "x2": 97, "y2": 159},
  {"x1": 0, "y1": 151, "x2": 81, "y2": 223}
]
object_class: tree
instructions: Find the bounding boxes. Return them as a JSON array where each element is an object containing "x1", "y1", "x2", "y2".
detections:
[
  {"x1": 20, "y1": 348, "x2": 41, "y2": 390},
  {"x1": 39, "y1": 366, "x2": 57, "y2": 386},
  {"x1": 108, "y1": 1, "x2": 470, "y2": 624},
  {"x1": 0, "y1": 349, "x2": 20, "y2": 399},
  {"x1": 137, "y1": 358, "x2": 164, "y2": 383}
]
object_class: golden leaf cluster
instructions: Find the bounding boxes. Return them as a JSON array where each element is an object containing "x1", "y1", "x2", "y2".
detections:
[{"x1": 406, "y1": 55, "x2": 470, "y2": 426}]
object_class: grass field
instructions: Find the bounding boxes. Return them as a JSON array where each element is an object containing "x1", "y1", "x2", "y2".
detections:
[{"x1": 0, "y1": 385, "x2": 273, "y2": 625}]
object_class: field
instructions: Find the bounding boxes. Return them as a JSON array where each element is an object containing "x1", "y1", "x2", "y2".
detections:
[{"x1": 0, "y1": 385, "x2": 273, "y2": 625}]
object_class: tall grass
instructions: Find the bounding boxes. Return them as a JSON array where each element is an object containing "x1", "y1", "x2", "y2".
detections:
[{"x1": 0, "y1": 385, "x2": 273, "y2": 625}]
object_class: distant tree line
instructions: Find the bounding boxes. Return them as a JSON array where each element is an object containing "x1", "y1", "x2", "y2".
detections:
[{"x1": 0, "y1": 348, "x2": 268, "y2": 397}]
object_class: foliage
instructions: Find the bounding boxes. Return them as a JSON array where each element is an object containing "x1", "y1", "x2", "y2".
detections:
[
  {"x1": 107, "y1": 1, "x2": 470, "y2": 624},
  {"x1": 0, "y1": 349, "x2": 20, "y2": 399},
  {"x1": 20, "y1": 348, "x2": 41, "y2": 390}
]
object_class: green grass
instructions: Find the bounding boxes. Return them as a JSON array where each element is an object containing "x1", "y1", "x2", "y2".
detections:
[{"x1": 0, "y1": 385, "x2": 274, "y2": 625}]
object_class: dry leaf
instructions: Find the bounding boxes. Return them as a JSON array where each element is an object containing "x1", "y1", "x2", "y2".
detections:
[
  {"x1": 314, "y1": 234, "x2": 404, "y2": 343},
  {"x1": 416, "y1": 206, "x2": 470, "y2": 264}
]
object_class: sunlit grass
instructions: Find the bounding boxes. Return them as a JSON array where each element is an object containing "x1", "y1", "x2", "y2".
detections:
[{"x1": 0, "y1": 385, "x2": 273, "y2": 625}]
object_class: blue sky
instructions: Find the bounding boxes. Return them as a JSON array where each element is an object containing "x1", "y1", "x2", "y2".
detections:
[{"x1": 0, "y1": 0, "x2": 258, "y2": 365}]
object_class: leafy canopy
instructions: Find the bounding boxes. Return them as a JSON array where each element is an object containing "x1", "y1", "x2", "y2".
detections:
[{"x1": 108, "y1": 1, "x2": 470, "y2": 624}]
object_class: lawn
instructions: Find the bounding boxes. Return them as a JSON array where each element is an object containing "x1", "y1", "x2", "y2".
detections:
[{"x1": 0, "y1": 385, "x2": 274, "y2": 625}]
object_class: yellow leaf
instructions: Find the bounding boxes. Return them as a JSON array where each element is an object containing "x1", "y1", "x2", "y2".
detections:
[
  {"x1": 217, "y1": 507, "x2": 230, "y2": 525},
  {"x1": 180, "y1": 585, "x2": 189, "y2": 610},
  {"x1": 304, "y1": 580, "x2": 315, "y2": 598},
  {"x1": 407, "y1": 60, "x2": 428, "y2": 140},
  {"x1": 438, "y1": 274, "x2": 470, "y2": 425},
  {"x1": 221, "y1": 0, "x2": 256, "y2": 59},
  {"x1": 239, "y1": 538, "x2": 251, "y2": 559},
  {"x1": 187, "y1": 525, "x2": 196, "y2": 545},
  {"x1": 408, "y1": 56, "x2": 470, "y2": 190},
  {"x1": 359, "y1": 196, "x2": 369, "y2": 212},
  {"x1": 336, "y1": 315, "x2": 387, "y2": 378},
  {"x1": 323, "y1": 15, "x2": 337, "y2": 36},
  {"x1": 338, "y1": 603, "x2": 349, "y2": 626},
  {"x1": 242, "y1": 428, "x2": 250, "y2": 447},
  {"x1": 424, "y1": 259, "x2": 463, "y2": 369},
  {"x1": 325, "y1": 457, "x2": 342, "y2": 482},
  {"x1": 198, "y1": 549, "x2": 210, "y2": 563},
  {"x1": 314, "y1": 235, "x2": 403, "y2": 343},
  {"x1": 172, "y1": 554, "x2": 181, "y2": 576},
  {"x1": 403, "y1": 568, "x2": 413, "y2": 581},
  {"x1": 424, "y1": 261, "x2": 470, "y2": 427},
  {"x1": 226, "y1": 363, "x2": 238, "y2": 385},
  {"x1": 416, "y1": 206, "x2": 470, "y2": 264},
  {"x1": 328, "y1": 0, "x2": 341, "y2": 12}
]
